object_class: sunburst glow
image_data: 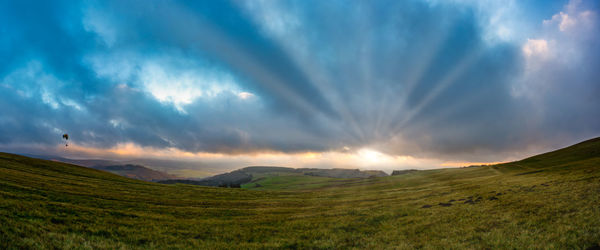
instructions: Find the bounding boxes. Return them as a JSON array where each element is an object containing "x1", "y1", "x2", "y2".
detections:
[{"x1": 0, "y1": 0, "x2": 598, "y2": 174}]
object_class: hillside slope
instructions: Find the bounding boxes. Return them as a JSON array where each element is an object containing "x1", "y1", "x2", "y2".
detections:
[
  {"x1": 1, "y1": 137, "x2": 599, "y2": 249},
  {"x1": 92, "y1": 164, "x2": 177, "y2": 181},
  {"x1": 515, "y1": 136, "x2": 600, "y2": 167}
]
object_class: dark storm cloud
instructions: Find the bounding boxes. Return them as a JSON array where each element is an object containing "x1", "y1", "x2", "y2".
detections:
[{"x1": 0, "y1": 0, "x2": 598, "y2": 161}]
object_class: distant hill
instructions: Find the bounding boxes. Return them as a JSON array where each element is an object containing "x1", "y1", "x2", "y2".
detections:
[
  {"x1": 159, "y1": 169, "x2": 252, "y2": 187},
  {"x1": 92, "y1": 164, "x2": 177, "y2": 182},
  {"x1": 301, "y1": 168, "x2": 388, "y2": 178},
  {"x1": 25, "y1": 155, "x2": 177, "y2": 181},
  {"x1": 391, "y1": 169, "x2": 419, "y2": 176},
  {"x1": 159, "y1": 166, "x2": 389, "y2": 187}
]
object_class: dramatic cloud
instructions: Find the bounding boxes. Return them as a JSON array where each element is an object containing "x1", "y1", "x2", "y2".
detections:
[{"x1": 0, "y1": 0, "x2": 598, "y2": 172}]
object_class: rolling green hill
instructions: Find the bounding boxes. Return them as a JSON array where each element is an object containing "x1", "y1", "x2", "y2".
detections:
[
  {"x1": 91, "y1": 164, "x2": 177, "y2": 182},
  {"x1": 1, "y1": 137, "x2": 599, "y2": 249},
  {"x1": 159, "y1": 166, "x2": 388, "y2": 188}
]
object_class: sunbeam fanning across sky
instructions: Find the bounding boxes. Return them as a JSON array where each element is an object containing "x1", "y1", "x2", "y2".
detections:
[{"x1": 0, "y1": 0, "x2": 599, "y2": 174}]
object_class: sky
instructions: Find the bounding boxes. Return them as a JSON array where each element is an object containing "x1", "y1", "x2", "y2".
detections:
[{"x1": 0, "y1": 0, "x2": 599, "y2": 176}]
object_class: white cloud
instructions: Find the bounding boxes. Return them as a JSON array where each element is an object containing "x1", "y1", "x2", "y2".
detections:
[
  {"x1": 514, "y1": 0, "x2": 598, "y2": 101},
  {"x1": 139, "y1": 62, "x2": 244, "y2": 113},
  {"x1": 425, "y1": 0, "x2": 523, "y2": 44},
  {"x1": 239, "y1": 0, "x2": 301, "y2": 39},
  {"x1": 542, "y1": 0, "x2": 597, "y2": 32},
  {"x1": 86, "y1": 52, "x2": 136, "y2": 83},
  {"x1": 544, "y1": 11, "x2": 576, "y2": 31},
  {"x1": 41, "y1": 89, "x2": 59, "y2": 109},
  {"x1": 237, "y1": 92, "x2": 254, "y2": 100},
  {"x1": 514, "y1": 38, "x2": 553, "y2": 98},
  {"x1": 86, "y1": 52, "x2": 253, "y2": 113},
  {"x1": 60, "y1": 99, "x2": 84, "y2": 111},
  {"x1": 1, "y1": 61, "x2": 74, "y2": 110},
  {"x1": 522, "y1": 39, "x2": 549, "y2": 58}
]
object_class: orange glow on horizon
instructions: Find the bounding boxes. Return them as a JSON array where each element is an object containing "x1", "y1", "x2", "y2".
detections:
[{"x1": 56, "y1": 142, "x2": 450, "y2": 171}]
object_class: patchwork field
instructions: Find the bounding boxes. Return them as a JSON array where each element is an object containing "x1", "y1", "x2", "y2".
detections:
[{"x1": 1, "y1": 137, "x2": 599, "y2": 249}]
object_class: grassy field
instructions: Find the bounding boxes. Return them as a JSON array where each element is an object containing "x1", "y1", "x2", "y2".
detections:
[
  {"x1": 1, "y1": 137, "x2": 599, "y2": 249},
  {"x1": 241, "y1": 175, "x2": 340, "y2": 190}
]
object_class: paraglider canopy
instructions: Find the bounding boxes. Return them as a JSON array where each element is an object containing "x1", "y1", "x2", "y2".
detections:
[{"x1": 62, "y1": 134, "x2": 69, "y2": 147}]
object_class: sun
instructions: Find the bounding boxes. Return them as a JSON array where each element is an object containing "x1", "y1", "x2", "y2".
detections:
[{"x1": 357, "y1": 148, "x2": 385, "y2": 163}]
